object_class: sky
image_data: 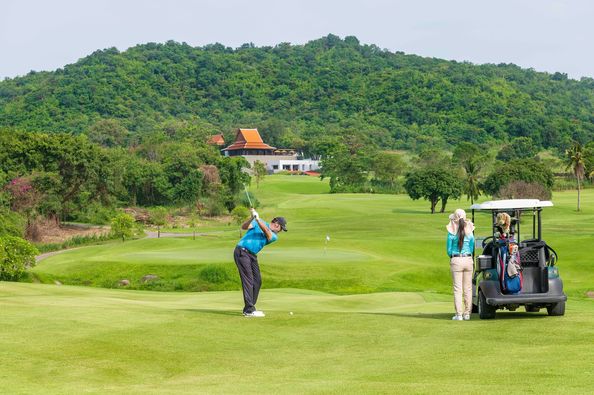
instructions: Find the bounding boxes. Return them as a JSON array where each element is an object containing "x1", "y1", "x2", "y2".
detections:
[{"x1": 1, "y1": 0, "x2": 593, "y2": 80}]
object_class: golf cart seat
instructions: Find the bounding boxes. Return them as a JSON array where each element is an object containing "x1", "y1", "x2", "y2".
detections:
[{"x1": 519, "y1": 240, "x2": 547, "y2": 268}]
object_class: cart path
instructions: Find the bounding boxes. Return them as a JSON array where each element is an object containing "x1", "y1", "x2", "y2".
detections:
[
  {"x1": 36, "y1": 248, "x2": 83, "y2": 262},
  {"x1": 144, "y1": 231, "x2": 208, "y2": 238},
  {"x1": 36, "y1": 231, "x2": 214, "y2": 262}
]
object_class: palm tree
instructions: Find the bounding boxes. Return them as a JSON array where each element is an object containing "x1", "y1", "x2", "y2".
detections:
[
  {"x1": 463, "y1": 157, "x2": 482, "y2": 205},
  {"x1": 565, "y1": 142, "x2": 585, "y2": 211}
]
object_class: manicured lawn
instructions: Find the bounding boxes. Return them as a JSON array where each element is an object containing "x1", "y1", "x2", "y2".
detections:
[
  {"x1": 32, "y1": 176, "x2": 594, "y2": 298},
  {"x1": 3, "y1": 175, "x2": 594, "y2": 393},
  {"x1": 1, "y1": 282, "x2": 593, "y2": 394}
]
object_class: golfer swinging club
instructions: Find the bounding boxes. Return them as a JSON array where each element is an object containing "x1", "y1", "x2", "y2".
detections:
[{"x1": 234, "y1": 208, "x2": 287, "y2": 317}]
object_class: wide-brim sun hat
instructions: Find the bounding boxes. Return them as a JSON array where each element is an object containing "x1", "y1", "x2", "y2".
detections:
[{"x1": 446, "y1": 208, "x2": 474, "y2": 235}]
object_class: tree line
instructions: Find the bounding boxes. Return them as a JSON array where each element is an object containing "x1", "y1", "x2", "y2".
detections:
[
  {"x1": 318, "y1": 131, "x2": 594, "y2": 213},
  {"x1": 1, "y1": 35, "x2": 593, "y2": 155},
  {"x1": 0, "y1": 127, "x2": 250, "y2": 233}
]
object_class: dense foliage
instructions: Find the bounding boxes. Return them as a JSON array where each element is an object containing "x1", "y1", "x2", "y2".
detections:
[
  {"x1": 480, "y1": 158, "x2": 555, "y2": 196},
  {"x1": 0, "y1": 235, "x2": 38, "y2": 280},
  {"x1": 1, "y1": 35, "x2": 593, "y2": 153},
  {"x1": 0, "y1": 129, "x2": 250, "y2": 225},
  {"x1": 404, "y1": 167, "x2": 464, "y2": 213},
  {"x1": 110, "y1": 213, "x2": 135, "y2": 241}
]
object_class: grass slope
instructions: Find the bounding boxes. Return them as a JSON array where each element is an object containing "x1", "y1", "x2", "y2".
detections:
[
  {"x1": 1, "y1": 282, "x2": 594, "y2": 394},
  {"x1": 3, "y1": 175, "x2": 594, "y2": 393},
  {"x1": 32, "y1": 175, "x2": 594, "y2": 298}
]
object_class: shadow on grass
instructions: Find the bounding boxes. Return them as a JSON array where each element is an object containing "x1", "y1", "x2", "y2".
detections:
[
  {"x1": 483, "y1": 312, "x2": 549, "y2": 320},
  {"x1": 363, "y1": 312, "x2": 453, "y2": 320},
  {"x1": 183, "y1": 308, "x2": 240, "y2": 316},
  {"x1": 362, "y1": 311, "x2": 550, "y2": 320}
]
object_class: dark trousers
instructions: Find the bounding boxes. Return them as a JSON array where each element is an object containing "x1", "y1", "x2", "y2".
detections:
[{"x1": 233, "y1": 246, "x2": 261, "y2": 313}]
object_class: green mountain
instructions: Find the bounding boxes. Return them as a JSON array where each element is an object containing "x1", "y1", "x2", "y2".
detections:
[{"x1": 1, "y1": 34, "x2": 593, "y2": 151}]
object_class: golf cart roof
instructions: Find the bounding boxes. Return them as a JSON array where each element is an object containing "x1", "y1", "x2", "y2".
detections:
[{"x1": 470, "y1": 199, "x2": 553, "y2": 211}]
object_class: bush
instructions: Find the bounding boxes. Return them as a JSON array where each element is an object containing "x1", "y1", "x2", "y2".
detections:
[
  {"x1": 481, "y1": 159, "x2": 554, "y2": 197},
  {"x1": 199, "y1": 197, "x2": 227, "y2": 217},
  {"x1": 110, "y1": 213, "x2": 135, "y2": 241},
  {"x1": 0, "y1": 235, "x2": 39, "y2": 280},
  {"x1": 199, "y1": 265, "x2": 232, "y2": 284},
  {"x1": 72, "y1": 202, "x2": 117, "y2": 225},
  {"x1": 0, "y1": 209, "x2": 25, "y2": 237},
  {"x1": 497, "y1": 181, "x2": 552, "y2": 200},
  {"x1": 369, "y1": 179, "x2": 405, "y2": 194},
  {"x1": 231, "y1": 205, "x2": 250, "y2": 223},
  {"x1": 553, "y1": 177, "x2": 577, "y2": 191},
  {"x1": 238, "y1": 191, "x2": 259, "y2": 209}
]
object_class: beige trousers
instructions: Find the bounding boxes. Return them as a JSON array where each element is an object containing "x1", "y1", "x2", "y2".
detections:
[{"x1": 450, "y1": 256, "x2": 473, "y2": 316}]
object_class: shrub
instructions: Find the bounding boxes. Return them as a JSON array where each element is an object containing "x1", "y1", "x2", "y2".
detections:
[
  {"x1": 231, "y1": 205, "x2": 250, "y2": 238},
  {"x1": 497, "y1": 181, "x2": 552, "y2": 200},
  {"x1": 110, "y1": 213, "x2": 135, "y2": 241},
  {"x1": 0, "y1": 209, "x2": 25, "y2": 237},
  {"x1": 199, "y1": 196, "x2": 227, "y2": 217},
  {"x1": 231, "y1": 205, "x2": 250, "y2": 224},
  {"x1": 199, "y1": 265, "x2": 231, "y2": 284},
  {"x1": 238, "y1": 191, "x2": 259, "y2": 209},
  {"x1": 73, "y1": 202, "x2": 117, "y2": 225},
  {"x1": 148, "y1": 206, "x2": 168, "y2": 237},
  {"x1": 0, "y1": 235, "x2": 39, "y2": 280},
  {"x1": 481, "y1": 159, "x2": 554, "y2": 196}
]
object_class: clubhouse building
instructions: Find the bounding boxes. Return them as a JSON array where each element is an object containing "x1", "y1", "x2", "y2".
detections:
[{"x1": 220, "y1": 128, "x2": 320, "y2": 174}]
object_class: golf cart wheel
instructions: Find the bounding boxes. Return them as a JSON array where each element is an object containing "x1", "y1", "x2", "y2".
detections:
[
  {"x1": 547, "y1": 301, "x2": 565, "y2": 316},
  {"x1": 478, "y1": 290, "x2": 496, "y2": 319},
  {"x1": 525, "y1": 305, "x2": 540, "y2": 313}
]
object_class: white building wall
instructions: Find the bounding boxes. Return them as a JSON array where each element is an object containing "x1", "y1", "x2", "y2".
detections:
[{"x1": 240, "y1": 155, "x2": 320, "y2": 173}]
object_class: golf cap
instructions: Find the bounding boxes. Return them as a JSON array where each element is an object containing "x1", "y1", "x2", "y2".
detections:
[{"x1": 272, "y1": 217, "x2": 288, "y2": 232}]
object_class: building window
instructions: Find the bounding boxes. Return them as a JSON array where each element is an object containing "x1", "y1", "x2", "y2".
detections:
[
  {"x1": 272, "y1": 165, "x2": 278, "y2": 170},
  {"x1": 283, "y1": 165, "x2": 291, "y2": 170}
]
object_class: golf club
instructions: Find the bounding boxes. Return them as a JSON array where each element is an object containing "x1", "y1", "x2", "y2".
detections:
[{"x1": 243, "y1": 183, "x2": 253, "y2": 208}]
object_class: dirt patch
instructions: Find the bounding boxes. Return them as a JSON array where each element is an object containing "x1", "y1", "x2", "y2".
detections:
[
  {"x1": 587, "y1": 291, "x2": 594, "y2": 299},
  {"x1": 32, "y1": 219, "x2": 110, "y2": 244}
]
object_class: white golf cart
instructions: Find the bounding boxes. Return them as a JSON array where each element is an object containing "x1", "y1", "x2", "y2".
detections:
[{"x1": 471, "y1": 199, "x2": 567, "y2": 319}]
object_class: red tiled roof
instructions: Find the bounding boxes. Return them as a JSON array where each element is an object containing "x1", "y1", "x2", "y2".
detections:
[
  {"x1": 207, "y1": 134, "x2": 225, "y2": 146},
  {"x1": 222, "y1": 128, "x2": 276, "y2": 151}
]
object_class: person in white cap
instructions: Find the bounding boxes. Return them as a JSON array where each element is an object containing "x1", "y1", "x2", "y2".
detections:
[{"x1": 446, "y1": 208, "x2": 475, "y2": 321}]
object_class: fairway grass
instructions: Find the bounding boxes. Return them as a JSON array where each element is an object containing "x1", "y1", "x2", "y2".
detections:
[
  {"x1": 1, "y1": 282, "x2": 593, "y2": 394},
  {"x1": 32, "y1": 176, "x2": 594, "y2": 298},
  {"x1": 6, "y1": 176, "x2": 594, "y2": 393}
]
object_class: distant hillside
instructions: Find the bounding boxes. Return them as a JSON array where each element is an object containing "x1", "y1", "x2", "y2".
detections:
[{"x1": 1, "y1": 34, "x2": 593, "y2": 151}]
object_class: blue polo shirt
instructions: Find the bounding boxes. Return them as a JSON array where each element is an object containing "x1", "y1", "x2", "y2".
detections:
[
  {"x1": 237, "y1": 219, "x2": 278, "y2": 255},
  {"x1": 447, "y1": 232, "x2": 475, "y2": 257}
]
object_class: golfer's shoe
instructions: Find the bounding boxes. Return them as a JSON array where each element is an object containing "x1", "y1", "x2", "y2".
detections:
[
  {"x1": 452, "y1": 315, "x2": 463, "y2": 321},
  {"x1": 243, "y1": 310, "x2": 265, "y2": 317},
  {"x1": 463, "y1": 314, "x2": 471, "y2": 321}
]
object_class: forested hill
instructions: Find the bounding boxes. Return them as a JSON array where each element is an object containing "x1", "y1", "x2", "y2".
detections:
[{"x1": 1, "y1": 34, "x2": 593, "y2": 151}]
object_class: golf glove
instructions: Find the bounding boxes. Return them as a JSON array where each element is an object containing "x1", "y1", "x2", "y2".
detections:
[{"x1": 251, "y1": 209, "x2": 259, "y2": 220}]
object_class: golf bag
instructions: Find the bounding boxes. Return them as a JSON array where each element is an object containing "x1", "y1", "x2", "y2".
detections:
[{"x1": 497, "y1": 239, "x2": 523, "y2": 294}]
